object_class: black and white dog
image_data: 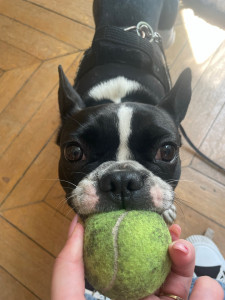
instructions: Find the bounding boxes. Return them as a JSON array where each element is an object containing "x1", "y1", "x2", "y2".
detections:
[{"x1": 57, "y1": 0, "x2": 192, "y2": 225}]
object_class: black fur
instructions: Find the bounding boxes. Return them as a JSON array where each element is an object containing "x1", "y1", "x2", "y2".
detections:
[{"x1": 57, "y1": 0, "x2": 192, "y2": 210}]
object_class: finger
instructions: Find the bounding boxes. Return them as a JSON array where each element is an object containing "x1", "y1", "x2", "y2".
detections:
[
  {"x1": 140, "y1": 294, "x2": 158, "y2": 300},
  {"x1": 51, "y1": 218, "x2": 85, "y2": 300},
  {"x1": 67, "y1": 214, "x2": 84, "y2": 238},
  {"x1": 159, "y1": 239, "x2": 195, "y2": 300},
  {"x1": 190, "y1": 276, "x2": 224, "y2": 300},
  {"x1": 67, "y1": 214, "x2": 78, "y2": 238},
  {"x1": 169, "y1": 224, "x2": 181, "y2": 241}
]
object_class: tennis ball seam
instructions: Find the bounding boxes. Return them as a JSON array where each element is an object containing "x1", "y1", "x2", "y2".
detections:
[
  {"x1": 103, "y1": 211, "x2": 129, "y2": 293},
  {"x1": 84, "y1": 210, "x2": 172, "y2": 300}
]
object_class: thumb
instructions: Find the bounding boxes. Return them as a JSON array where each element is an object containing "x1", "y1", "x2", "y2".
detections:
[
  {"x1": 51, "y1": 215, "x2": 85, "y2": 300},
  {"x1": 159, "y1": 239, "x2": 195, "y2": 299},
  {"x1": 190, "y1": 276, "x2": 224, "y2": 300},
  {"x1": 169, "y1": 239, "x2": 195, "y2": 277}
]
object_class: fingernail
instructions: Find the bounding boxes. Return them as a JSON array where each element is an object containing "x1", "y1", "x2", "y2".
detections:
[
  {"x1": 172, "y1": 241, "x2": 189, "y2": 254},
  {"x1": 68, "y1": 214, "x2": 78, "y2": 238}
]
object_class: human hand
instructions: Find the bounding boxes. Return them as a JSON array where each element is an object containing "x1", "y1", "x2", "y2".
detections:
[
  {"x1": 51, "y1": 215, "x2": 85, "y2": 300},
  {"x1": 142, "y1": 224, "x2": 224, "y2": 300},
  {"x1": 51, "y1": 216, "x2": 224, "y2": 300}
]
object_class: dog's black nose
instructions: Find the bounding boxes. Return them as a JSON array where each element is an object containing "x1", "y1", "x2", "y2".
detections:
[{"x1": 99, "y1": 171, "x2": 144, "y2": 196}]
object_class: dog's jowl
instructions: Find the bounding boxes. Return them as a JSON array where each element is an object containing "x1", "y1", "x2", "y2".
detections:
[{"x1": 57, "y1": 0, "x2": 192, "y2": 225}]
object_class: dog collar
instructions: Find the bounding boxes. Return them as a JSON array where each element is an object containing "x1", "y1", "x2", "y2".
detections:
[{"x1": 76, "y1": 22, "x2": 172, "y2": 93}]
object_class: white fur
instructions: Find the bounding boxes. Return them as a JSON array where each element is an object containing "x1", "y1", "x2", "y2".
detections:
[
  {"x1": 88, "y1": 76, "x2": 141, "y2": 103},
  {"x1": 116, "y1": 105, "x2": 133, "y2": 161},
  {"x1": 70, "y1": 160, "x2": 176, "y2": 224},
  {"x1": 72, "y1": 179, "x2": 99, "y2": 215}
]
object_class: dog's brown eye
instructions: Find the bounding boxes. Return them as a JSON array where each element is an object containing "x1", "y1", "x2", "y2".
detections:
[
  {"x1": 64, "y1": 143, "x2": 85, "y2": 162},
  {"x1": 155, "y1": 144, "x2": 176, "y2": 162}
]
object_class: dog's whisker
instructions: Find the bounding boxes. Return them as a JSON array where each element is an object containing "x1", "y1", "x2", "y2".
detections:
[
  {"x1": 52, "y1": 199, "x2": 70, "y2": 217},
  {"x1": 41, "y1": 178, "x2": 59, "y2": 181},
  {"x1": 41, "y1": 178, "x2": 64, "y2": 183},
  {"x1": 174, "y1": 195, "x2": 192, "y2": 205},
  {"x1": 65, "y1": 205, "x2": 76, "y2": 218},
  {"x1": 41, "y1": 178, "x2": 78, "y2": 188},
  {"x1": 65, "y1": 195, "x2": 75, "y2": 202},
  {"x1": 51, "y1": 198, "x2": 68, "y2": 218},
  {"x1": 166, "y1": 179, "x2": 193, "y2": 184},
  {"x1": 55, "y1": 198, "x2": 67, "y2": 210},
  {"x1": 62, "y1": 186, "x2": 76, "y2": 190},
  {"x1": 47, "y1": 193, "x2": 66, "y2": 200},
  {"x1": 60, "y1": 180, "x2": 77, "y2": 188},
  {"x1": 174, "y1": 200, "x2": 186, "y2": 220}
]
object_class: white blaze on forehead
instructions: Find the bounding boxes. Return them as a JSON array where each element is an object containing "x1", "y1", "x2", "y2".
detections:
[
  {"x1": 88, "y1": 76, "x2": 141, "y2": 103},
  {"x1": 117, "y1": 105, "x2": 133, "y2": 161}
]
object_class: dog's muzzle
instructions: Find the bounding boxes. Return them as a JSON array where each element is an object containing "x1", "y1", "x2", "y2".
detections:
[{"x1": 70, "y1": 160, "x2": 176, "y2": 224}]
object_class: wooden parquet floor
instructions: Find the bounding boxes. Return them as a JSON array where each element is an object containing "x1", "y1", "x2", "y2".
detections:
[{"x1": 0, "y1": 1, "x2": 225, "y2": 299}]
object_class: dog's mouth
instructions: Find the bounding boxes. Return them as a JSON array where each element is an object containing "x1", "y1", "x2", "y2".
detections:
[{"x1": 67, "y1": 160, "x2": 176, "y2": 224}]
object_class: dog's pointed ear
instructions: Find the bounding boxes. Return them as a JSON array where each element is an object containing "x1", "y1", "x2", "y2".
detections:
[
  {"x1": 158, "y1": 68, "x2": 192, "y2": 125},
  {"x1": 58, "y1": 65, "x2": 84, "y2": 121}
]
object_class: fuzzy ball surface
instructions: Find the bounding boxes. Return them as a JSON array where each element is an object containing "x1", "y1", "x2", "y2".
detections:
[{"x1": 84, "y1": 210, "x2": 171, "y2": 300}]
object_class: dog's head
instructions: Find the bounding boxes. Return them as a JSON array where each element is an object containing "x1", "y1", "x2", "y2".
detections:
[{"x1": 56, "y1": 67, "x2": 191, "y2": 222}]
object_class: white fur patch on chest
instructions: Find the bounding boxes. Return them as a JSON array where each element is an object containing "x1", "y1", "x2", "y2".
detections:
[
  {"x1": 88, "y1": 76, "x2": 141, "y2": 103},
  {"x1": 117, "y1": 105, "x2": 133, "y2": 161}
]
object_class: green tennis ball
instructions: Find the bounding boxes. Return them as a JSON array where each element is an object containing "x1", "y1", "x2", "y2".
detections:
[{"x1": 84, "y1": 210, "x2": 172, "y2": 300}]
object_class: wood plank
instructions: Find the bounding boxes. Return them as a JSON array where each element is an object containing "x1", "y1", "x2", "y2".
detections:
[
  {"x1": 0, "y1": 0, "x2": 93, "y2": 50},
  {"x1": 0, "y1": 63, "x2": 40, "y2": 114},
  {"x1": 180, "y1": 8, "x2": 225, "y2": 66},
  {"x1": 2, "y1": 202, "x2": 70, "y2": 257},
  {"x1": 174, "y1": 9, "x2": 183, "y2": 26},
  {"x1": 191, "y1": 104, "x2": 225, "y2": 185},
  {"x1": 0, "y1": 15, "x2": 75, "y2": 60},
  {"x1": 169, "y1": 38, "x2": 210, "y2": 88},
  {"x1": 178, "y1": 41, "x2": 225, "y2": 166},
  {"x1": 45, "y1": 181, "x2": 75, "y2": 221},
  {"x1": 176, "y1": 167, "x2": 225, "y2": 227},
  {"x1": 0, "y1": 267, "x2": 39, "y2": 300},
  {"x1": 176, "y1": 203, "x2": 225, "y2": 258},
  {"x1": 0, "y1": 217, "x2": 54, "y2": 300},
  {"x1": 165, "y1": 23, "x2": 188, "y2": 69},
  {"x1": 1, "y1": 134, "x2": 59, "y2": 210},
  {"x1": 0, "y1": 41, "x2": 40, "y2": 71},
  {"x1": 179, "y1": 140, "x2": 196, "y2": 168},
  {"x1": 0, "y1": 53, "x2": 82, "y2": 207},
  {"x1": 28, "y1": 0, "x2": 94, "y2": 28},
  {"x1": 166, "y1": 13, "x2": 215, "y2": 168},
  {"x1": 2, "y1": 57, "x2": 82, "y2": 209},
  {"x1": 168, "y1": 12, "x2": 225, "y2": 167},
  {"x1": 0, "y1": 53, "x2": 78, "y2": 156},
  {"x1": 0, "y1": 89, "x2": 60, "y2": 207}
]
